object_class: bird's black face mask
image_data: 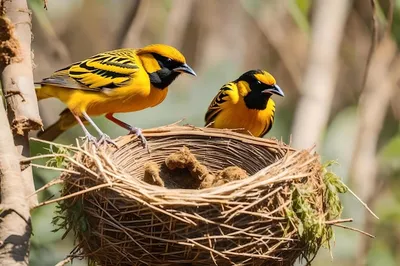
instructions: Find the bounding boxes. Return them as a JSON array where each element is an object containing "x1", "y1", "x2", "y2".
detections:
[
  {"x1": 148, "y1": 53, "x2": 196, "y2": 89},
  {"x1": 238, "y1": 71, "x2": 284, "y2": 110}
]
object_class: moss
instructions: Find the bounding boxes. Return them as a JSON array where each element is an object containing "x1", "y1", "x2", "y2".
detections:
[{"x1": 285, "y1": 160, "x2": 348, "y2": 263}]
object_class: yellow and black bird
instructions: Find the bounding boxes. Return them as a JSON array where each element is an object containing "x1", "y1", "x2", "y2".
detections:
[
  {"x1": 35, "y1": 44, "x2": 196, "y2": 147},
  {"x1": 205, "y1": 69, "x2": 284, "y2": 137}
]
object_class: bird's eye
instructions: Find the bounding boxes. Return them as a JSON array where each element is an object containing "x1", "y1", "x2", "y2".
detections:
[
  {"x1": 257, "y1": 80, "x2": 261, "y2": 85},
  {"x1": 166, "y1": 58, "x2": 172, "y2": 62}
]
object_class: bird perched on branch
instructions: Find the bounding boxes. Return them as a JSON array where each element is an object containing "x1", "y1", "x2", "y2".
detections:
[
  {"x1": 35, "y1": 44, "x2": 196, "y2": 148},
  {"x1": 205, "y1": 69, "x2": 284, "y2": 137}
]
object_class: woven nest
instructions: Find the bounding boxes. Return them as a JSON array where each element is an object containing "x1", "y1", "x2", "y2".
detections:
[{"x1": 43, "y1": 125, "x2": 351, "y2": 266}]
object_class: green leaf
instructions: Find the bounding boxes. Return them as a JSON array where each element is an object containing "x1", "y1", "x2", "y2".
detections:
[{"x1": 298, "y1": 221, "x2": 304, "y2": 236}]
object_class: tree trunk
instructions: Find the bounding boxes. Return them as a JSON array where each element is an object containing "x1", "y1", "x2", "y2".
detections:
[
  {"x1": 291, "y1": 0, "x2": 352, "y2": 149},
  {"x1": 0, "y1": 0, "x2": 42, "y2": 264},
  {"x1": 351, "y1": 35, "x2": 399, "y2": 266},
  {"x1": 1, "y1": 0, "x2": 42, "y2": 210}
]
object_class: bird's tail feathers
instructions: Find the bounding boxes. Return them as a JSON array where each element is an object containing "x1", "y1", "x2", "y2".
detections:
[{"x1": 37, "y1": 108, "x2": 79, "y2": 141}]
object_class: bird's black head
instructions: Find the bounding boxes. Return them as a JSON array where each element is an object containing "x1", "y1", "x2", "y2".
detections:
[
  {"x1": 148, "y1": 53, "x2": 196, "y2": 89},
  {"x1": 237, "y1": 69, "x2": 284, "y2": 110}
]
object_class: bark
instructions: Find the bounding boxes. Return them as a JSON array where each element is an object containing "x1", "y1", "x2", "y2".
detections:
[
  {"x1": 1, "y1": 0, "x2": 42, "y2": 210},
  {"x1": 0, "y1": 94, "x2": 31, "y2": 265},
  {"x1": 0, "y1": 0, "x2": 41, "y2": 263},
  {"x1": 291, "y1": 0, "x2": 352, "y2": 149}
]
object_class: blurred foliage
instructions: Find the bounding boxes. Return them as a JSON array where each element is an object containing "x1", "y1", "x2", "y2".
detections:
[
  {"x1": 288, "y1": 0, "x2": 311, "y2": 33},
  {"x1": 24, "y1": 0, "x2": 400, "y2": 265},
  {"x1": 380, "y1": 133, "x2": 400, "y2": 171}
]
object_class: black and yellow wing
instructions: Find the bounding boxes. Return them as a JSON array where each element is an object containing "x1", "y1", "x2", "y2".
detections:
[
  {"x1": 259, "y1": 101, "x2": 276, "y2": 137},
  {"x1": 36, "y1": 49, "x2": 140, "y2": 92},
  {"x1": 259, "y1": 113, "x2": 274, "y2": 137},
  {"x1": 205, "y1": 83, "x2": 237, "y2": 126}
]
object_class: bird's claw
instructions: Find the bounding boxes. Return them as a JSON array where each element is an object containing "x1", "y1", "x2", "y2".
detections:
[
  {"x1": 129, "y1": 127, "x2": 149, "y2": 151},
  {"x1": 81, "y1": 134, "x2": 99, "y2": 147},
  {"x1": 97, "y1": 133, "x2": 118, "y2": 147}
]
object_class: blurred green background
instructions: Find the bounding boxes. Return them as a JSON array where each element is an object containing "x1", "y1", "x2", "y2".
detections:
[{"x1": 28, "y1": 0, "x2": 400, "y2": 265}]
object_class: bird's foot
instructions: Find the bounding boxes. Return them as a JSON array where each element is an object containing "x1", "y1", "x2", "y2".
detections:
[
  {"x1": 97, "y1": 133, "x2": 118, "y2": 147},
  {"x1": 81, "y1": 133, "x2": 99, "y2": 147},
  {"x1": 128, "y1": 127, "x2": 148, "y2": 151}
]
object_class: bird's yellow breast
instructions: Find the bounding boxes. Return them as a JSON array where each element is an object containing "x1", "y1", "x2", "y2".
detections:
[
  {"x1": 211, "y1": 97, "x2": 275, "y2": 137},
  {"x1": 84, "y1": 85, "x2": 168, "y2": 116}
]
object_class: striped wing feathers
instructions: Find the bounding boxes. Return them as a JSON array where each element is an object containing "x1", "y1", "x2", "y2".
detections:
[
  {"x1": 260, "y1": 110, "x2": 274, "y2": 137},
  {"x1": 39, "y1": 49, "x2": 140, "y2": 91},
  {"x1": 205, "y1": 83, "x2": 235, "y2": 126}
]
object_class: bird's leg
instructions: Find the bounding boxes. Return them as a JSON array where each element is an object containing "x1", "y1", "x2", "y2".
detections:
[
  {"x1": 105, "y1": 113, "x2": 148, "y2": 149},
  {"x1": 81, "y1": 112, "x2": 117, "y2": 147},
  {"x1": 72, "y1": 113, "x2": 98, "y2": 145}
]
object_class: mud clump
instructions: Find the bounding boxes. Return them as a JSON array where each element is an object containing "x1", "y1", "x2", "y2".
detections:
[
  {"x1": 0, "y1": 16, "x2": 21, "y2": 69},
  {"x1": 143, "y1": 146, "x2": 248, "y2": 189}
]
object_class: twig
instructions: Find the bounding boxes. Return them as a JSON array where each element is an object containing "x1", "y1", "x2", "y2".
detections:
[
  {"x1": 29, "y1": 137, "x2": 81, "y2": 151},
  {"x1": 27, "y1": 177, "x2": 63, "y2": 199},
  {"x1": 21, "y1": 153, "x2": 98, "y2": 177},
  {"x1": 360, "y1": 0, "x2": 379, "y2": 94},
  {"x1": 324, "y1": 218, "x2": 353, "y2": 224},
  {"x1": 32, "y1": 183, "x2": 112, "y2": 209},
  {"x1": 386, "y1": 0, "x2": 394, "y2": 35},
  {"x1": 54, "y1": 257, "x2": 72, "y2": 266},
  {"x1": 30, "y1": 163, "x2": 80, "y2": 175},
  {"x1": 333, "y1": 224, "x2": 375, "y2": 238},
  {"x1": 341, "y1": 182, "x2": 379, "y2": 220}
]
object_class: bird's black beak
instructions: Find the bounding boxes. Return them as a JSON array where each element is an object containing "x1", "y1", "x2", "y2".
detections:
[
  {"x1": 262, "y1": 84, "x2": 285, "y2": 97},
  {"x1": 173, "y1": 63, "x2": 197, "y2": 76}
]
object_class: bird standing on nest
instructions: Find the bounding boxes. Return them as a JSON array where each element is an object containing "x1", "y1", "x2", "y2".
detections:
[
  {"x1": 205, "y1": 69, "x2": 284, "y2": 137},
  {"x1": 35, "y1": 44, "x2": 196, "y2": 148}
]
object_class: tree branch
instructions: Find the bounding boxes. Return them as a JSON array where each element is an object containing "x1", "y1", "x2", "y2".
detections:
[
  {"x1": 163, "y1": 0, "x2": 195, "y2": 50},
  {"x1": 360, "y1": 0, "x2": 378, "y2": 95},
  {"x1": 240, "y1": 1, "x2": 304, "y2": 90},
  {"x1": 30, "y1": 2, "x2": 71, "y2": 64},
  {"x1": 0, "y1": 0, "x2": 42, "y2": 211},
  {"x1": 291, "y1": 0, "x2": 353, "y2": 149},
  {"x1": 118, "y1": 0, "x2": 149, "y2": 48},
  {"x1": 350, "y1": 35, "x2": 399, "y2": 266}
]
